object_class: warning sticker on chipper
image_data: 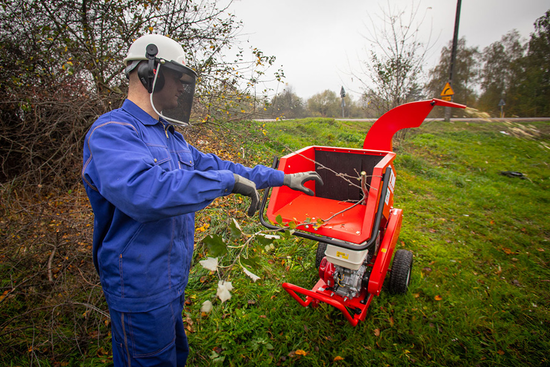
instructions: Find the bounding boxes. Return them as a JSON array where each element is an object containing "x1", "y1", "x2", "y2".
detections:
[
  {"x1": 389, "y1": 170, "x2": 396, "y2": 192},
  {"x1": 385, "y1": 187, "x2": 391, "y2": 205}
]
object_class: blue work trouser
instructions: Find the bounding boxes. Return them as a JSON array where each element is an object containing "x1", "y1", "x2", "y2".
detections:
[{"x1": 109, "y1": 294, "x2": 189, "y2": 366}]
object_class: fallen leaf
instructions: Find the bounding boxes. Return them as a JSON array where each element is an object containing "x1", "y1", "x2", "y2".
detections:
[
  {"x1": 242, "y1": 266, "x2": 260, "y2": 282},
  {"x1": 201, "y1": 300, "x2": 213, "y2": 313},
  {"x1": 0, "y1": 290, "x2": 10, "y2": 302},
  {"x1": 295, "y1": 349, "x2": 308, "y2": 356},
  {"x1": 502, "y1": 248, "x2": 514, "y2": 255},
  {"x1": 333, "y1": 356, "x2": 344, "y2": 361},
  {"x1": 199, "y1": 257, "x2": 218, "y2": 272},
  {"x1": 216, "y1": 281, "x2": 233, "y2": 303},
  {"x1": 374, "y1": 328, "x2": 380, "y2": 336},
  {"x1": 434, "y1": 295, "x2": 443, "y2": 301},
  {"x1": 497, "y1": 350, "x2": 505, "y2": 355}
]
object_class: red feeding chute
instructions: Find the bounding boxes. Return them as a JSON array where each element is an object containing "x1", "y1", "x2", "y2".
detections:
[{"x1": 363, "y1": 98, "x2": 466, "y2": 151}]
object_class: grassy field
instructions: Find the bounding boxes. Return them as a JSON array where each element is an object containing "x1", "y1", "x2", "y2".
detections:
[{"x1": 1, "y1": 117, "x2": 549, "y2": 366}]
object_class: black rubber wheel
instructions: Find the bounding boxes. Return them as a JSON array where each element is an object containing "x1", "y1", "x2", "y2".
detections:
[
  {"x1": 315, "y1": 242, "x2": 328, "y2": 269},
  {"x1": 389, "y1": 249, "x2": 413, "y2": 294}
]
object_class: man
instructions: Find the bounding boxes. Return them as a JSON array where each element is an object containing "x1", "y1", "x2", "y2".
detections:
[{"x1": 81, "y1": 34, "x2": 321, "y2": 366}]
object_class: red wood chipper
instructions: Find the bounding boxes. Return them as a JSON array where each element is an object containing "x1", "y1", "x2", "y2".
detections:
[{"x1": 259, "y1": 98, "x2": 465, "y2": 326}]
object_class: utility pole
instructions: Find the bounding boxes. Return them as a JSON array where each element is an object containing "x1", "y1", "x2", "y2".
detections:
[{"x1": 445, "y1": 0, "x2": 462, "y2": 122}]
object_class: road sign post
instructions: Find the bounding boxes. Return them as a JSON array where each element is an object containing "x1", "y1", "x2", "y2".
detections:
[
  {"x1": 340, "y1": 86, "x2": 346, "y2": 118},
  {"x1": 498, "y1": 99, "x2": 506, "y2": 118}
]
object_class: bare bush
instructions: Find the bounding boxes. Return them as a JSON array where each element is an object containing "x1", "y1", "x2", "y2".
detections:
[{"x1": 0, "y1": 78, "x2": 120, "y2": 191}]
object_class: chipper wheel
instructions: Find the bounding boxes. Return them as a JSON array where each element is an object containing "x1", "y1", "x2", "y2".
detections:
[
  {"x1": 389, "y1": 249, "x2": 413, "y2": 294},
  {"x1": 315, "y1": 242, "x2": 328, "y2": 269}
]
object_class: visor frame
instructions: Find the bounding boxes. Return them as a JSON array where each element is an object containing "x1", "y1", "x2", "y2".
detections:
[{"x1": 150, "y1": 62, "x2": 197, "y2": 127}]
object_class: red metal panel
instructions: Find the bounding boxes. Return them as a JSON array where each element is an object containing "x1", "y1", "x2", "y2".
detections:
[
  {"x1": 267, "y1": 146, "x2": 316, "y2": 216},
  {"x1": 368, "y1": 208, "x2": 403, "y2": 295}
]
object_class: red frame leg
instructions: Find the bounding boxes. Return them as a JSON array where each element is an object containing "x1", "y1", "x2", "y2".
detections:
[{"x1": 282, "y1": 280, "x2": 374, "y2": 326}]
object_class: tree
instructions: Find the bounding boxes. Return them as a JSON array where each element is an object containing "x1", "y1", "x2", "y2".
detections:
[
  {"x1": 426, "y1": 38, "x2": 481, "y2": 117},
  {"x1": 478, "y1": 30, "x2": 526, "y2": 116},
  {"x1": 267, "y1": 86, "x2": 306, "y2": 119},
  {"x1": 307, "y1": 90, "x2": 340, "y2": 117},
  {"x1": 355, "y1": 1, "x2": 432, "y2": 115},
  {"x1": 342, "y1": 94, "x2": 368, "y2": 119},
  {"x1": 508, "y1": 9, "x2": 550, "y2": 117},
  {"x1": 0, "y1": 0, "x2": 280, "y2": 188}
]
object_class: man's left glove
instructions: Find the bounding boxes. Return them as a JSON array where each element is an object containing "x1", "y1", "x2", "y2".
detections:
[
  {"x1": 283, "y1": 171, "x2": 324, "y2": 196},
  {"x1": 232, "y1": 174, "x2": 260, "y2": 217}
]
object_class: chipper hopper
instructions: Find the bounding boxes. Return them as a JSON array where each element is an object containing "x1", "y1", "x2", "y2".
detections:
[{"x1": 259, "y1": 98, "x2": 466, "y2": 326}]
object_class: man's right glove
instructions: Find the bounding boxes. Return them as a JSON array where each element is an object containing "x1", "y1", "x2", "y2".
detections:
[
  {"x1": 232, "y1": 174, "x2": 260, "y2": 217},
  {"x1": 283, "y1": 171, "x2": 323, "y2": 196}
]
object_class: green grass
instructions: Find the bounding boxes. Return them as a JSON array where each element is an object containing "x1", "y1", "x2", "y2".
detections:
[
  {"x1": 186, "y1": 119, "x2": 550, "y2": 366},
  {"x1": 1, "y1": 118, "x2": 549, "y2": 366}
]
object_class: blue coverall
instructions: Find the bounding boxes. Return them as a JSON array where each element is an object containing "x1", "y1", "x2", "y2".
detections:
[{"x1": 82, "y1": 99, "x2": 284, "y2": 366}]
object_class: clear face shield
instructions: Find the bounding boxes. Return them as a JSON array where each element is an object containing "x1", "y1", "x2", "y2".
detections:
[{"x1": 150, "y1": 61, "x2": 197, "y2": 126}]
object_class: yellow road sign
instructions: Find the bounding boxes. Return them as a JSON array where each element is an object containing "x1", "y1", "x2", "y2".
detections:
[
  {"x1": 440, "y1": 82, "x2": 454, "y2": 96},
  {"x1": 441, "y1": 96, "x2": 452, "y2": 101}
]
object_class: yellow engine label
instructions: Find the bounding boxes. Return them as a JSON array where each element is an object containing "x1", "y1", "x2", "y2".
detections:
[{"x1": 336, "y1": 251, "x2": 349, "y2": 259}]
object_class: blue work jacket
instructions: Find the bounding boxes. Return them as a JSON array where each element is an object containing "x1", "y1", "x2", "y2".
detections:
[{"x1": 82, "y1": 99, "x2": 284, "y2": 312}]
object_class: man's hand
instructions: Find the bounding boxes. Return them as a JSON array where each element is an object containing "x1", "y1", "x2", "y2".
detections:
[
  {"x1": 232, "y1": 174, "x2": 260, "y2": 216},
  {"x1": 283, "y1": 171, "x2": 323, "y2": 196}
]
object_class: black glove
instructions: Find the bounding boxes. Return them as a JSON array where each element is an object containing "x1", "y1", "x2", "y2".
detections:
[
  {"x1": 232, "y1": 174, "x2": 260, "y2": 216},
  {"x1": 283, "y1": 171, "x2": 324, "y2": 196}
]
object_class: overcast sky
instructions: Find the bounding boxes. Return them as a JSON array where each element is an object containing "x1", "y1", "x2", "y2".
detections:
[{"x1": 227, "y1": 0, "x2": 549, "y2": 100}]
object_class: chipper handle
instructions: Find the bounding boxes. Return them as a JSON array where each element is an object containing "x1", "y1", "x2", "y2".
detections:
[{"x1": 363, "y1": 98, "x2": 466, "y2": 152}]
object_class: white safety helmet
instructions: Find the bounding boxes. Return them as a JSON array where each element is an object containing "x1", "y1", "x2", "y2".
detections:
[{"x1": 124, "y1": 34, "x2": 197, "y2": 125}]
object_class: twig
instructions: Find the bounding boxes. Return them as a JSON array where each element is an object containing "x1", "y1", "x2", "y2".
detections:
[
  {"x1": 322, "y1": 198, "x2": 367, "y2": 223},
  {"x1": 69, "y1": 302, "x2": 110, "y2": 319},
  {"x1": 76, "y1": 267, "x2": 100, "y2": 287},
  {"x1": 277, "y1": 142, "x2": 378, "y2": 191},
  {"x1": 47, "y1": 244, "x2": 57, "y2": 283},
  {"x1": 292, "y1": 150, "x2": 365, "y2": 190},
  {"x1": 0, "y1": 271, "x2": 44, "y2": 306},
  {"x1": 30, "y1": 319, "x2": 41, "y2": 367}
]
